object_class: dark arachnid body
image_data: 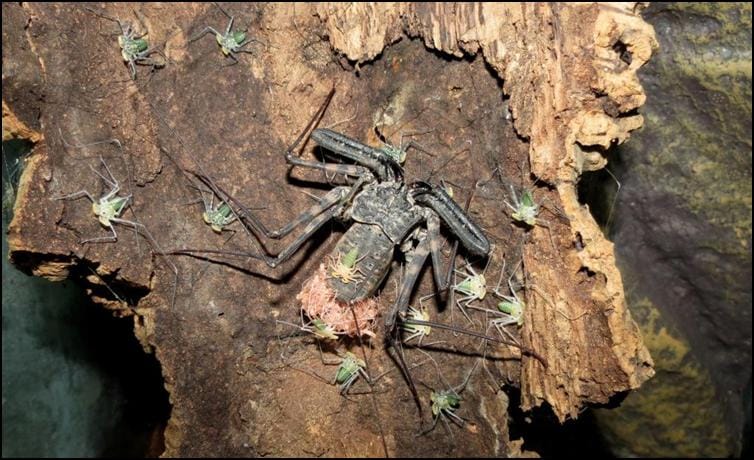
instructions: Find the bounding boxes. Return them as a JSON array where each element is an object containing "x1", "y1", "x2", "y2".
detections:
[
  {"x1": 173, "y1": 94, "x2": 491, "y2": 408},
  {"x1": 328, "y1": 176, "x2": 478, "y2": 304},
  {"x1": 227, "y1": 126, "x2": 491, "y2": 330},
  {"x1": 328, "y1": 181, "x2": 428, "y2": 302},
  {"x1": 328, "y1": 187, "x2": 400, "y2": 302},
  {"x1": 178, "y1": 121, "x2": 490, "y2": 329}
]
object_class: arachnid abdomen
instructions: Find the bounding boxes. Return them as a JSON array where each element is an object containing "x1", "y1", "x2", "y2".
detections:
[
  {"x1": 327, "y1": 223, "x2": 394, "y2": 302},
  {"x1": 326, "y1": 183, "x2": 425, "y2": 302}
]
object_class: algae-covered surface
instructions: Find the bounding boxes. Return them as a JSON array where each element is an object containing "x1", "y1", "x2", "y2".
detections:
[
  {"x1": 634, "y1": 2, "x2": 751, "y2": 247},
  {"x1": 598, "y1": 298, "x2": 731, "y2": 457},
  {"x1": 598, "y1": 2, "x2": 752, "y2": 456}
]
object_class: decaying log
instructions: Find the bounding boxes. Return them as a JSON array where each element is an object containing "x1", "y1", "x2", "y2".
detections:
[{"x1": 5, "y1": 2, "x2": 656, "y2": 456}]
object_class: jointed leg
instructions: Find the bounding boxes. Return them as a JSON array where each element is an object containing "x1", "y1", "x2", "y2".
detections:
[
  {"x1": 444, "y1": 408, "x2": 466, "y2": 427},
  {"x1": 53, "y1": 190, "x2": 96, "y2": 203},
  {"x1": 387, "y1": 237, "x2": 431, "y2": 331},
  {"x1": 97, "y1": 155, "x2": 120, "y2": 189},
  {"x1": 492, "y1": 320, "x2": 520, "y2": 345},
  {"x1": 423, "y1": 214, "x2": 462, "y2": 298},
  {"x1": 426, "y1": 214, "x2": 448, "y2": 290},
  {"x1": 255, "y1": 205, "x2": 342, "y2": 268},
  {"x1": 238, "y1": 38, "x2": 263, "y2": 51},
  {"x1": 284, "y1": 153, "x2": 369, "y2": 179},
  {"x1": 241, "y1": 185, "x2": 349, "y2": 240},
  {"x1": 189, "y1": 26, "x2": 222, "y2": 43},
  {"x1": 89, "y1": 165, "x2": 119, "y2": 200},
  {"x1": 135, "y1": 49, "x2": 167, "y2": 72},
  {"x1": 158, "y1": 83, "x2": 339, "y2": 255},
  {"x1": 111, "y1": 218, "x2": 159, "y2": 255},
  {"x1": 242, "y1": 170, "x2": 366, "y2": 243},
  {"x1": 176, "y1": 170, "x2": 356, "y2": 269},
  {"x1": 54, "y1": 189, "x2": 122, "y2": 244},
  {"x1": 81, "y1": 224, "x2": 118, "y2": 244},
  {"x1": 132, "y1": 10, "x2": 148, "y2": 39},
  {"x1": 166, "y1": 87, "x2": 343, "y2": 266},
  {"x1": 215, "y1": 2, "x2": 234, "y2": 22},
  {"x1": 174, "y1": 88, "x2": 371, "y2": 260},
  {"x1": 385, "y1": 236, "x2": 432, "y2": 422},
  {"x1": 455, "y1": 295, "x2": 477, "y2": 325},
  {"x1": 171, "y1": 193, "x2": 344, "y2": 269},
  {"x1": 111, "y1": 217, "x2": 179, "y2": 308},
  {"x1": 83, "y1": 6, "x2": 126, "y2": 36},
  {"x1": 424, "y1": 413, "x2": 440, "y2": 435},
  {"x1": 223, "y1": 53, "x2": 239, "y2": 67}
]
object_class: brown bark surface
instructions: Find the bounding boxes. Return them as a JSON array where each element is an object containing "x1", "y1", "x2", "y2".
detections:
[{"x1": 5, "y1": 2, "x2": 656, "y2": 457}]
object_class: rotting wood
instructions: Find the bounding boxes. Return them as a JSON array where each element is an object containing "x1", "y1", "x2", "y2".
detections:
[{"x1": 316, "y1": 0, "x2": 656, "y2": 422}]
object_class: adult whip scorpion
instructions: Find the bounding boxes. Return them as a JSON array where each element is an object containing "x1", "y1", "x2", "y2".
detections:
[{"x1": 172, "y1": 88, "x2": 493, "y2": 409}]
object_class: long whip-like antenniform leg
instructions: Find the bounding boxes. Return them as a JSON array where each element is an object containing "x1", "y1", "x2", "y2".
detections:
[
  {"x1": 171, "y1": 186, "x2": 349, "y2": 268},
  {"x1": 204, "y1": 161, "x2": 368, "y2": 241}
]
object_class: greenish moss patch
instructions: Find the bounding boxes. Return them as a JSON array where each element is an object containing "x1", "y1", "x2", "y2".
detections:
[{"x1": 596, "y1": 298, "x2": 734, "y2": 457}]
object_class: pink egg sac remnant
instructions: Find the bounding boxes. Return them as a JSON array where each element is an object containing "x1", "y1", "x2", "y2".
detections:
[{"x1": 297, "y1": 264, "x2": 378, "y2": 338}]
